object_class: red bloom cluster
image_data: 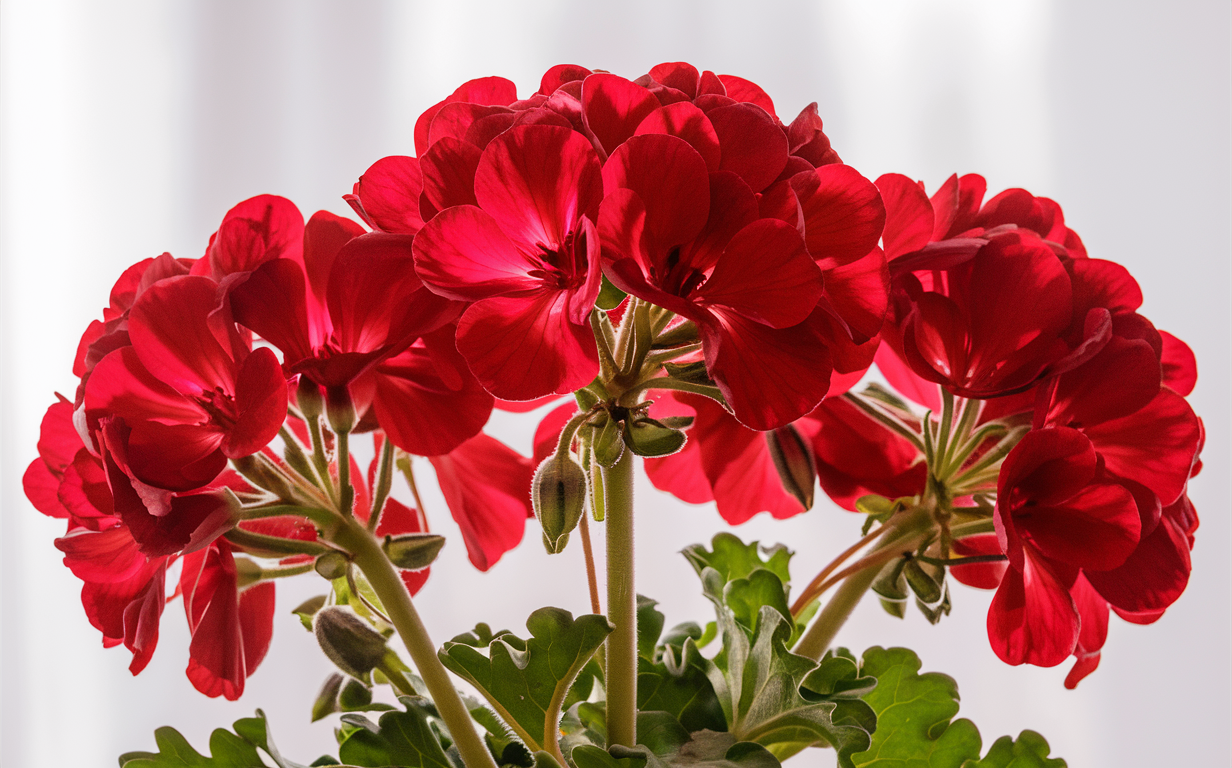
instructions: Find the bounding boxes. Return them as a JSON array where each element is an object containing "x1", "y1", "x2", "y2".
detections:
[
  {"x1": 349, "y1": 62, "x2": 884, "y2": 429},
  {"x1": 24, "y1": 195, "x2": 534, "y2": 698}
]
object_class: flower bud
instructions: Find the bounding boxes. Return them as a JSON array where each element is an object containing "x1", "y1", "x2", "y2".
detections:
[
  {"x1": 326, "y1": 385, "x2": 356, "y2": 434},
  {"x1": 314, "y1": 551, "x2": 350, "y2": 580},
  {"x1": 230, "y1": 454, "x2": 298, "y2": 501},
  {"x1": 766, "y1": 425, "x2": 816, "y2": 510},
  {"x1": 664, "y1": 360, "x2": 714, "y2": 386},
  {"x1": 903, "y1": 559, "x2": 943, "y2": 605},
  {"x1": 382, "y1": 533, "x2": 446, "y2": 571},
  {"x1": 592, "y1": 415, "x2": 625, "y2": 468},
  {"x1": 622, "y1": 416, "x2": 686, "y2": 457},
  {"x1": 315, "y1": 606, "x2": 388, "y2": 679},
  {"x1": 654, "y1": 320, "x2": 699, "y2": 348},
  {"x1": 297, "y1": 376, "x2": 325, "y2": 421},
  {"x1": 532, "y1": 454, "x2": 587, "y2": 554},
  {"x1": 312, "y1": 673, "x2": 344, "y2": 721}
]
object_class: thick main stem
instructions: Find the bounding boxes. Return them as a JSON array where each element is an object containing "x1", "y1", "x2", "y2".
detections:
[
  {"x1": 332, "y1": 517, "x2": 497, "y2": 768},
  {"x1": 603, "y1": 449, "x2": 637, "y2": 749}
]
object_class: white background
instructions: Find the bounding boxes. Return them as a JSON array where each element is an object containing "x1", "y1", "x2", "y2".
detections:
[{"x1": 2, "y1": 2, "x2": 1228, "y2": 766}]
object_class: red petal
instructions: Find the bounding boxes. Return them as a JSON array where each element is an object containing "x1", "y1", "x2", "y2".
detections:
[
  {"x1": 371, "y1": 333, "x2": 494, "y2": 457},
  {"x1": 581, "y1": 73, "x2": 661, "y2": 158},
  {"x1": 702, "y1": 314, "x2": 831, "y2": 431},
  {"x1": 1017, "y1": 480, "x2": 1140, "y2": 571},
  {"x1": 1047, "y1": 336, "x2": 1161, "y2": 427},
  {"x1": 1084, "y1": 390, "x2": 1200, "y2": 506},
  {"x1": 128, "y1": 275, "x2": 243, "y2": 395},
  {"x1": 56, "y1": 524, "x2": 148, "y2": 583},
  {"x1": 540, "y1": 65, "x2": 592, "y2": 95},
  {"x1": 227, "y1": 259, "x2": 316, "y2": 364},
  {"x1": 415, "y1": 76, "x2": 518, "y2": 154},
  {"x1": 873, "y1": 345, "x2": 940, "y2": 411},
  {"x1": 474, "y1": 125, "x2": 603, "y2": 252},
  {"x1": 707, "y1": 103, "x2": 788, "y2": 192},
  {"x1": 602, "y1": 134, "x2": 710, "y2": 251},
  {"x1": 791, "y1": 166, "x2": 886, "y2": 268},
  {"x1": 224, "y1": 347, "x2": 287, "y2": 458},
  {"x1": 38, "y1": 398, "x2": 81, "y2": 473},
  {"x1": 419, "y1": 137, "x2": 483, "y2": 217},
  {"x1": 876, "y1": 173, "x2": 934, "y2": 260},
  {"x1": 238, "y1": 581, "x2": 276, "y2": 677},
  {"x1": 354, "y1": 156, "x2": 425, "y2": 234},
  {"x1": 1085, "y1": 497, "x2": 1192, "y2": 613},
  {"x1": 208, "y1": 195, "x2": 304, "y2": 280},
  {"x1": 428, "y1": 102, "x2": 511, "y2": 147},
  {"x1": 429, "y1": 434, "x2": 533, "y2": 570},
  {"x1": 413, "y1": 207, "x2": 541, "y2": 301},
  {"x1": 648, "y1": 62, "x2": 700, "y2": 97},
  {"x1": 696, "y1": 219, "x2": 820, "y2": 329},
  {"x1": 24, "y1": 458, "x2": 69, "y2": 518},
  {"x1": 987, "y1": 549, "x2": 1078, "y2": 667},
  {"x1": 455, "y1": 291, "x2": 599, "y2": 401},
  {"x1": 634, "y1": 102, "x2": 722, "y2": 172},
  {"x1": 182, "y1": 543, "x2": 245, "y2": 700},
  {"x1": 1159, "y1": 331, "x2": 1197, "y2": 396},
  {"x1": 806, "y1": 395, "x2": 926, "y2": 511},
  {"x1": 717, "y1": 74, "x2": 775, "y2": 115}
]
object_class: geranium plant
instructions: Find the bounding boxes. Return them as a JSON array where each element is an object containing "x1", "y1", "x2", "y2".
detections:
[{"x1": 24, "y1": 62, "x2": 1203, "y2": 768}]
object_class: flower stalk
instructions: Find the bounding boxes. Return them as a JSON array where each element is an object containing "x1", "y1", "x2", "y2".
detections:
[{"x1": 603, "y1": 448, "x2": 637, "y2": 748}]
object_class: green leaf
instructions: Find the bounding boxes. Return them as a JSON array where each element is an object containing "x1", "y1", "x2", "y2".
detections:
[
  {"x1": 439, "y1": 607, "x2": 613, "y2": 754},
  {"x1": 570, "y1": 729, "x2": 781, "y2": 768},
  {"x1": 337, "y1": 696, "x2": 453, "y2": 768},
  {"x1": 694, "y1": 564, "x2": 874, "y2": 767},
  {"x1": 851, "y1": 648, "x2": 1066, "y2": 768},
  {"x1": 637, "y1": 595, "x2": 666, "y2": 662},
  {"x1": 961, "y1": 732, "x2": 1066, "y2": 768},
  {"x1": 682, "y1": 533, "x2": 792, "y2": 587},
  {"x1": 119, "y1": 711, "x2": 318, "y2": 768},
  {"x1": 637, "y1": 640, "x2": 726, "y2": 734}
]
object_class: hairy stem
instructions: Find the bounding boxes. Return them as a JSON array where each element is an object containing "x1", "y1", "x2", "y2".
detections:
[
  {"x1": 579, "y1": 510, "x2": 602, "y2": 615},
  {"x1": 793, "y1": 564, "x2": 882, "y2": 661},
  {"x1": 331, "y1": 516, "x2": 497, "y2": 768},
  {"x1": 603, "y1": 449, "x2": 637, "y2": 748}
]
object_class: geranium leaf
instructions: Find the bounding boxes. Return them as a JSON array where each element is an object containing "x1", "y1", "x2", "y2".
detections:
[
  {"x1": 682, "y1": 533, "x2": 792, "y2": 586},
  {"x1": 439, "y1": 607, "x2": 613, "y2": 754},
  {"x1": 336, "y1": 696, "x2": 453, "y2": 768},
  {"x1": 637, "y1": 636, "x2": 726, "y2": 733},
  {"x1": 119, "y1": 711, "x2": 325, "y2": 768},
  {"x1": 962, "y1": 731, "x2": 1067, "y2": 768},
  {"x1": 850, "y1": 647, "x2": 1067, "y2": 768},
  {"x1": 569, "y1": 729, "x2": 781, "y2": 767}
]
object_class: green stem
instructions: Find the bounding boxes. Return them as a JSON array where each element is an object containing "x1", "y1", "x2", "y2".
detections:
[
  {"x1": 793, "y1": 564, "x2": 881, "y2": 661},
  {"x1": 330, "y1": 516, "x2": 497, "y2": 768},
  {"x1": 622, "y1": 376, "x2": 725, "y2": 405},
  {"x1": 224, "y1": 527, "x2": 332, "y2": 558},
  {"x1": 308, "y1": 416, "x2": 337, "y2": 503},
  {"x1": 603, "y1": 449, "x2": 637, "y2": 749},
  {"x1": 337, "y1": 431, "x2": 354, "y2": 517}
]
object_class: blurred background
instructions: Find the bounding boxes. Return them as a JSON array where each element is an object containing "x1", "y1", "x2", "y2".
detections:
[{"x1": 2, "y1": 1, "x2": 1228, "y2": 766}]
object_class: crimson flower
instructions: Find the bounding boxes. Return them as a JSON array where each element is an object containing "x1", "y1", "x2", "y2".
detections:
[{"x1": 413, "y1": 124, "x2": 603, "y2": 401}]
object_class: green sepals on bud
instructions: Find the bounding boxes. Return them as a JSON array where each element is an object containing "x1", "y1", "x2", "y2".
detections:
[
  {"x1": 382, "y1": 533, "x2": 446, "y2": 571},
  {"x1": 293, "y1": 595, "x2": 327, "y2": 631},
  {"x1": 766, "y1": 425, "x2": 816, "y2": 510},
  {"x1": 532, "y1": 454, "x2": 587, "y2": 554},
  {"x1": 314, "y1": 606, "x2": 389, "y2": 679},
  {"x1": 230, "y1": 455, "x2": 298, "y2": 501},
  {"x1": 856, "y1": 494, "x2": 905, "y2": 535},
  {"x1": 575, "y1": 385, "x2": 603, "y2": 412},
  {"x1": 312, "y1": 673, "x2": 345, "y2": 721},
  {"x1": 314, "y1": 551, "x2": 350, "y2": 581},
  {"x1": 663, "y1": 360, "x2": 715, "y2": 386},
  {"x1": 622, "y1": 416, "x2": 686, "y2": 457},
  {"x1": 653, "y1": 319, "x2": 699, "y2": 348},
  {"x1": 596, "y1": 275, "x2": 627, "y2": 310},
  {"x1": 591, "y1": 414, "x2": 625, "y2": 468},
  {"x1": 903, "y1": 558, "x2": 944, "y2": 605},
  {"x1": 325, "y1": 384, "x2": 356, "y2": 434},
  {"x1": 917, "y1": 582, "x2": 952, "y2": 625},
  {"x1": 872, "y1": 558, "x2": 910, "y2": 619},
  {"x1": 339, "y1": 677, "x2": 374, "y2": 709}
]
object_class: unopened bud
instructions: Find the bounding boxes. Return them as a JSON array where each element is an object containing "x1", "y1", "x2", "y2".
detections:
[
  {"x1": 592, "y1": 415, "x2": 625, "y2": 468},
  {"x1": 325, "y1": 385, "x2": 355, "y2": 434},
  {"x1": 312, "y1": 673, "x2": 344, "y2": 721},
  {"x1": 339, "y1": 677, "x2": 374, "y2": 709},
  {"x1": 622, "y1": 417, "x2": 686, "y2": 457},
  {"x1": 663, "y1": 360, "x2": 714, "y2": 386},
  {"x1": 314, "y1": 551, "x2": 350, "y2": 581},
  {"x1": 903, "y1": 559, "x2": 943, "y2": 605},
  {"x1": 231, "y1": 454, "x2": 298, "y2": 501},
  {"x1": 297, "y1": 377, "x2": 325, "y2": 421},
  {"x1": 315, "y1": 607, "x2": 388, "y2": 679},
  {"x1": 654, "y1": 320, "x2": 699, "y2": 348},
  {"x1": 766, "y1": 425, "x2": 816, "y2": 510},
  {"x1": 533, "y1": 454, "x2": 587, "y2": 554},
  {"x1": 382, "y1": 533, "x2": 446, "y2": 571}
]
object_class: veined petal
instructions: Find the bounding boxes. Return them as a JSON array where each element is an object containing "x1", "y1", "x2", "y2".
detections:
[
  {"x1": 582, "y1": 73, "x2": 661, "y2": 158},
  {"x1": 602, "y1": 134, "x2": 710, "y2": 251},
  {"x1": 128, "y1": 276, "x2": 243, "y2": 396},
  {"x1": 224, "y1": 347, "x2": 287, "y2": 458},
  {"x1": 429, "y1": 434, "x2": 533, "y2": 571},
  {"x1": 474, "y1": 125, "x2": 603, "y2": 251},
  {"x1": 1085, "y1": 494, "x2": 1193, "y2": 613},
  {"x1": 352, "y1": 156, "x2": 425, "y2": 234},
  {"x1": 876, "y1": 173, "x2": 934, "y2": 260},
  {"x1": 792, "y1": 166, "x2": 886, "y2": 268},
  {"x1": 702, "y1": 313, "x2": 831, "y2": 431},
  {"x1": 208, "y1": 195, "x2": 304, "y2": 280},
  {"x1": 419, "y1": 137, "x2": 482, "y2": 218},
  {"x1": 1084, "y1": 390, "x2": 1201, "y2": 505},
  {"x1": 413, "y1": 206, "x2": 541, "y2": 300},
  {"x1": 634, "y1": 102, "x2": 721, "y2": 172},
  {"x1": 706, "y1": 103, "x2": 788, "y2": 192},
  {"x1": 455, "y1": 292, "x2": 599, "y2": 401},
  {"x1": 696, "y1": 219, "x2": 821, "y2": 328},
  {"x1": 227, "y1": 259, "x2": 317, "y2": 363},
  {"x1": 717, "y1": 74, "x2": 775, "y2": 115},
  {"x1": 987, "y1": 549, "x2": 1078, "y2": 667}
]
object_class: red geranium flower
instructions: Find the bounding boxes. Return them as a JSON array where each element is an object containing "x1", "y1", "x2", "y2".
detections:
[{"x1": 413, "y1": 124, "x2": 604, "y2": 401}]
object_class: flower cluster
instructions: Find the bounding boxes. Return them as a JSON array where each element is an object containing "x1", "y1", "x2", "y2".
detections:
[{"x1": 24, "y1": 62, "x2": 1203, "y2": 712}]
